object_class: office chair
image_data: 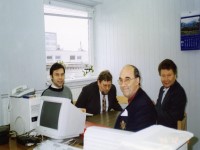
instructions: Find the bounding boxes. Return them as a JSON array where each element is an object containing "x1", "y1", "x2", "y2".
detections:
[
  {"x1": 116, "y1": 96, "x2": 128, "y2": 104},
  {"x1": 177, "y1": 113, "x2": 187, "y2": 130},
  {"x1": 116, "y1": 96, "x2": 128, "y2": 109},
  {"x1": 72, "y1": 100, "x2": 77, "y2": 105}
]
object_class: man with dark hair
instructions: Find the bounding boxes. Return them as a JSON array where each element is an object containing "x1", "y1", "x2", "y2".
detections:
[
  {"x1": 75, "y1": 70, "x2": 122, "y2": 115},
  {"x1": 114, "y1": 65, "x2": 156, "y2": 132},
  {"x1": 156, "y1": 59, "x2": 187, "y2": 129},
  {"x1": 42, "y1": 62, "x2": 72, "y2": 102}
]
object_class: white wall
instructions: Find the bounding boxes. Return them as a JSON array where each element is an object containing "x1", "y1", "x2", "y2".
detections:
[
  {"x1": 0, "y1": 0, "x2": 46, "y2": 94},
  {"x1": 94, "y1": 0, "x2": 200, "y2": 149},
  {"x1": 0, "y1": 0, "x2": 199, "y2": 149},
  {"x1": 0, "y1": 0, "x2": 46, "y2": 125}
]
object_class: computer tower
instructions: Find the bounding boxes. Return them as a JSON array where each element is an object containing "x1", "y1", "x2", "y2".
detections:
[{"x1": 10, "y1": 97, "x2": 41, "y2": 135}]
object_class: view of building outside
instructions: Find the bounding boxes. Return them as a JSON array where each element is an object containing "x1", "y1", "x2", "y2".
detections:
[{"x1": 44, "y1": 5, "x2": 90, "y2": 65}]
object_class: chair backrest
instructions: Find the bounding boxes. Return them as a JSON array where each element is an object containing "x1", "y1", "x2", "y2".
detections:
[
  {"x1": 72, "y1": 99, "x2": 77, "y2": 105},
  {"x1": 177, "y1": 113, "x2": 187, "y2": 130},
  {"x1": 116, "y1": 96, "x2": 128, "y2": 104}
]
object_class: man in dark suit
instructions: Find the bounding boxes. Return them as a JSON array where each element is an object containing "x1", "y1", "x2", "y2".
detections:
[
  {"x1": 75, "y1": 70, "x2": 122, "y2": 115},
  {"x1": 155, "y1": 59, "x2": 187, "y2": 129},
  {"x1": 114, "y1": 65, "x2": 156, "y2": 132}
]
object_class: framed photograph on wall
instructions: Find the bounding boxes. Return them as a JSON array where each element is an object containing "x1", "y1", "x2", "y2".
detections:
[{"x1": 181, "y1": 11, "x2": 200, "y2": 51}]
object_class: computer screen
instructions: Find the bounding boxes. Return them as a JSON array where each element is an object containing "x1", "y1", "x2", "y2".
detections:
[
  {"x1": 36, "y1": 96, "x2": 86, "y2": 140},
  {"x1": 40, "y1": 101, "x2": 61, "y2": 129}
]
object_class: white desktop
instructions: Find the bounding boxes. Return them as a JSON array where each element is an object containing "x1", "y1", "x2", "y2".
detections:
[{"x1": 10, "y1": 96, "x2": 41, "y2": 135}]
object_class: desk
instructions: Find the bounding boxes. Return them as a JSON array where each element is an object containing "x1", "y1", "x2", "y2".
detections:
[
  {"x1": 86, "y1": 111, "x2": 120, "y2": 128},
  {"x1": 0, "y1": 138, "x2": 33, "y2": 150},
  {"x1": 0, "y1": 111, "x2": 120, "y2": 150}
]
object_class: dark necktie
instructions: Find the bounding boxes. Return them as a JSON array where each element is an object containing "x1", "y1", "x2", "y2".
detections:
[{"x1": 102, "y1": 95, "x2": 106, "y2": 112}]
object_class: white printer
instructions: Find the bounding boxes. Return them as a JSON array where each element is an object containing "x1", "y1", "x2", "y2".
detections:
[{"x1": 10, "y1": 96, "x2": 41, "y2": 135}]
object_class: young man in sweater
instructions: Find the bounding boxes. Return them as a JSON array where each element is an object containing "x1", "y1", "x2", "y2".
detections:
[{"x1": 42, "y1": 62, "x2": 72, "y2": 102}]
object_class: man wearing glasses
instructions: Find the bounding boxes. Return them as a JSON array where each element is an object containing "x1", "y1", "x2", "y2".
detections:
[
  {"x1": 75, "y1": 70, "x2": 122, "y2": 115},
  {"x1": 114, "y1": 65, "x2": 156, "y2": 132}
]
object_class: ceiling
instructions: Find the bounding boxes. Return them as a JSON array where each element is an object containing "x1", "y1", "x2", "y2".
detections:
[{"x1": 62, "y1": 0, "x2": 102, "y2": 7}]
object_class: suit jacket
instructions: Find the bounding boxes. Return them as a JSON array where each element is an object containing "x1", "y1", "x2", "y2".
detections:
[
  {"x1": 114, "y1": 88, "x2": 157, "y2": 132},
  {"x1": 155, "y1": 80, "x2": 187, "y2": 129},
  {"x1": 75, "y1": 81, "x2": 122, "y2": 115}
]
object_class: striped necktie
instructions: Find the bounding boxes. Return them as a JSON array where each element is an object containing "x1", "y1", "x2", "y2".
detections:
[{"x1": 102, "y1": 95, "x2": 106, "y2": 112}]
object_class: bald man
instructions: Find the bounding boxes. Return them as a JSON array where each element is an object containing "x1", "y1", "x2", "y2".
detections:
[{"x1": 114, "y1": 65, "x2": 156, "y2": 132}]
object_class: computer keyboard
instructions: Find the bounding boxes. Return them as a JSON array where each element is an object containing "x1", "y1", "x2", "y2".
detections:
[{"x1": 33, "y1": 140, "x2": 82, "y2": 150}]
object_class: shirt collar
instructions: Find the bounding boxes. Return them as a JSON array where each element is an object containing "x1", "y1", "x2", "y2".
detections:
[
  {"x1": 128, "y1": 93, "x2": 136, "y2": 104},
  {"x1": 51, "y1": 83, "x2": 63, "y2": 89}
]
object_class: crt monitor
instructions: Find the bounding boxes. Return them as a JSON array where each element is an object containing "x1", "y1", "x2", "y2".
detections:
[{"x1": 36, "y1": 96, "x2": 86, "y2": 140}]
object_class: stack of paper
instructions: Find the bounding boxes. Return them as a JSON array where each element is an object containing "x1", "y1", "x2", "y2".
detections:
[
  {"x1": 84, "y1": 125, "x2": 193, "y2": 150},
  {"x1": 84, "y1": 126, "x2": 133, "y2": 150},
  {"x1": 119, "y1": 125, "x2": 193, "y2": 150}
]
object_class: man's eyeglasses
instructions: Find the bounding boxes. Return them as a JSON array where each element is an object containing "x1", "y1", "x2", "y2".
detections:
[{"x1": 118, "y1": 77, "x2": 136, "y2": 85}]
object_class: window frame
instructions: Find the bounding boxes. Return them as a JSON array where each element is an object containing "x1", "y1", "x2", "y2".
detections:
[{"x1": 43, "y1": 0, "x2": 94, "y2": 69}]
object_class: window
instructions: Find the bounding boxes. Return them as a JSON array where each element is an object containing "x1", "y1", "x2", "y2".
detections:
[
  {"x1": 44, "y1": 3, "x2": 94, "y2": 72},
  {"x1": 70, "y1": 55, "x2": 75, "y2": 60}
]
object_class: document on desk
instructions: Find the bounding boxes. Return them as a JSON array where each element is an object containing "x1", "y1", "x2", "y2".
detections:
[
  {"x1": 84, "y1": 126, "x2": 133, "y2": 150},
  {"x1": 33, "y1": 140, "x2": 82, "y2": 150},
  {"x1": 118, "y1": 125, "x2": 194, "y2": 150},
  {"x1": 84, "y1": 125, "x2": 193, "y2": 150},
  {"x1": 85, "y1": 112, "x2": 93, "y2": 116}
]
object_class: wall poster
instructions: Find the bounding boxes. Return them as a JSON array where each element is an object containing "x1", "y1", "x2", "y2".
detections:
[{"x1": 181, "y1": 11, "x2": 200, "y2": 51}]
